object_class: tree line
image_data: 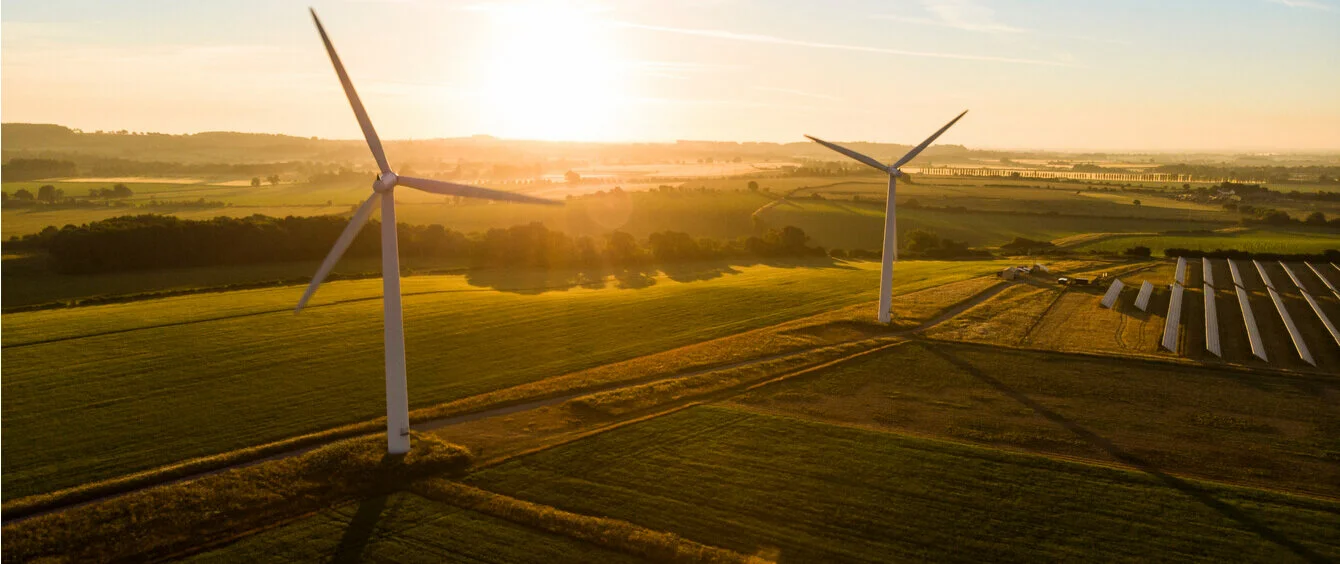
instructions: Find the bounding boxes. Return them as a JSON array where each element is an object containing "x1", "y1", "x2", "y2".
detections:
[
  {"x1": 7, "y1": 214, "x2": 830, "y2": 275},
  {"x1": 1161, "y1": 247, "x2": 1340, "y2": 263}
]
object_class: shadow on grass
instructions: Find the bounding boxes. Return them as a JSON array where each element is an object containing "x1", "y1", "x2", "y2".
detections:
[
  {"x1": 924, "y1": 345, "x2": 1329, "y2": 564},
  {"x1": 332, "y1": 494, "x2": 389, "y2": 563}
]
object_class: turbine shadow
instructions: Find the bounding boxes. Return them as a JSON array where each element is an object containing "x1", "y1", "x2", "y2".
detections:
[
  {"x1": 923, "y1": 345, "x2": 1329, "y2": 564},
  {"x1": 332, "y1": 493, "x2": 390, "y2": 563}
]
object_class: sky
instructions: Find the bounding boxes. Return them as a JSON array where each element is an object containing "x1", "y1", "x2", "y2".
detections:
[{"x1": 2, "y1": 0, "x2": 1338, "y2": 151}]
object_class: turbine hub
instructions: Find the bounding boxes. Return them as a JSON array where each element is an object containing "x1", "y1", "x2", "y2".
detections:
[
  {"x1": 373, "y1": 171, "x2": 398, "y2": 192},
  {"x1": 890, "y1": 168, "x2": 903, "y2": 177}
]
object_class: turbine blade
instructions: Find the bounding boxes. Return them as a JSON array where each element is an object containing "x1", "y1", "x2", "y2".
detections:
[
  {"x1": 295, "y1": 193, "x2": 381, "y2": 313},
  {"x1": 310, "y1": 9, "x2": 392, "y2": 175},
  {"x1": 397, "y1": 176, "x2": 563, "y2": 206},
  {"x1": 804, "y1": 135, "x2": 890, "y2": 173},
  {"x1": 892, "y1": 110, "x2": 968, "y2": 170}
]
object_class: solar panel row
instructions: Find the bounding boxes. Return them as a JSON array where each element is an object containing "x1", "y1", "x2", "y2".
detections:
[{"x1": 1161, "y1": 283, "x2": 1184, "y2": 353}]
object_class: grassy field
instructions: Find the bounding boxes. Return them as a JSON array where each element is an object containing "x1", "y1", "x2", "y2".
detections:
[
  {"x1": 732, "y1": 340, "x2": 1340, "y2": 498},
  {"x1": 1, "y1": 252, "x2": 471, "y2": 308},
  {"x1": 0, "y1": 259, "x2": 1010, "y2": 500},
  {"x1": 467, "y1": 405, "x2": 1340, "y2": 562},
  {"x1": 183, "y1": 492, "x2": 643, "y2": 564},
  {"x1": 758, "y1": 199, "x2": 1228, "y2": 249},
  {"x1": 1072, "y1": 229, "x2": 1340, "y2": 255}
]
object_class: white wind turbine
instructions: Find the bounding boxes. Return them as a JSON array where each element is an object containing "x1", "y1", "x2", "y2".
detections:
[
  {"x1": 805, "y1": 111, "x2": 968, "y2": 324},
  {"x1": 296, "y1": 10, "x2": 560, "y2": 454}
]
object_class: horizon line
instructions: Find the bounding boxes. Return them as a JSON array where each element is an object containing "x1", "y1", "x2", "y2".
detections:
[{"x1": 4, "y1": 122, "x2": 1340, "y2": 155}]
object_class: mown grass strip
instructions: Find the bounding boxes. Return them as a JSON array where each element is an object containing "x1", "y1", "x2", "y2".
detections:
[{"x1": 1, "y1": 433, "x2": 472, "y2": 563}]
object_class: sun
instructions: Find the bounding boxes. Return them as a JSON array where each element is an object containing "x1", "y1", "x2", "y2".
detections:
[{"x1": 476, "y1": 1, "x2": 626, "y2": 141}]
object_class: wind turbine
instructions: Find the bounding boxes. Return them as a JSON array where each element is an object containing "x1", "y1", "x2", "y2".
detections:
[
  {"x1": 296, "y1": 10, "x2": 560, "y2": 455},
  {"x1": 805, "y1": 111, "x2": 968, "y2": 324}
]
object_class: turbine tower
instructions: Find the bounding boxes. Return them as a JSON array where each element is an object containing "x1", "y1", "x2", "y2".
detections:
[
  {"x1": 297, "y1": 10, "x2": 560, "y2": 454},
  {"x1": 805, "y1": 111, "x2": 967, "y2": 324}
]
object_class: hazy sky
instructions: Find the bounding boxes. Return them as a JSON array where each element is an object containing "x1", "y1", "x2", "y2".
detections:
[{"x1": 3, "y1": 0, "x2": 1338, "y2": 150}]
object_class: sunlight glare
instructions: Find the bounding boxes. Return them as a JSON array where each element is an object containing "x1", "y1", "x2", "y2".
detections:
[{"x1": 477, "y1": 1, "x2": 626, "y2": 141}]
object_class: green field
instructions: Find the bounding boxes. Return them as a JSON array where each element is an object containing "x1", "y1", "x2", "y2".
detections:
[
  {"x1": 760, "y1": 199, "x2": 1228, "y2": 249},
  {"x1": 467, "y1": 405, "x2": 1340, "y2": 562},
  {"x1": 732, "y1": 340, "x2": 1340, "y2": 498},
  {"x1": 0, "y1": 259, "x2": 1009, "y2": 499},
  {"x1": 184, "y1": 492, "x2": 640, "y2": 563},
  {"x1": 0, "y1": 252, "x2": 469, "y2": 308},
  {"x1": 1071, "y1": 229, "x2": 1340, "y2": 254}
]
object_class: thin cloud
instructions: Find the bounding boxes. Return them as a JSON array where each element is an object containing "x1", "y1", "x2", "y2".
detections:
[
  {"x1": 874, "y1": 14, "x2": 1026, "y2": 33},
  {"x1": 608, "y1": 21, "x2": 1075, "y2": 67},
  {"x1": 1268, "y1": 0, "x2": 1336, "y2": 10},
  {"x1": 878, "y1": 0, "x2": 1027, "y2": 33}
]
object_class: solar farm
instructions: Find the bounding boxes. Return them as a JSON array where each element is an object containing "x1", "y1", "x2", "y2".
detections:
[{"x1": 1097, "y1": 257, "x2": 1340, "y2": 369}]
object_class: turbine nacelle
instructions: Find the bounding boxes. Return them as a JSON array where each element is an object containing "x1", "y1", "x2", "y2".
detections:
[{"x1": 374, "y1": 172, "x2": 399, "y2": 192}]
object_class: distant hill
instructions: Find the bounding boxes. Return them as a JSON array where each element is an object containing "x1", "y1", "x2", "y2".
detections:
[{"x1": 1, "y1": 123, "x2": 991, "y2": 171}]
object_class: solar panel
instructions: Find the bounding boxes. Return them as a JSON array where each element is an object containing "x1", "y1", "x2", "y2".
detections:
[
  {"x1": 1100, "y1": 279, "x2": 1125, "y2": 308},
  {"x1": 1174, "y1": 257, "x2": 1187, "y2": 285},
  {"x1": 1202, "y1": 258, "x2": 1215, "y2": 287},
  {"x1": 1203, "y1": 283, "x2": 1221, "y2": 357},
  {"x1": 1279, "y1": 261, "x2": 1307, "y2": 291},
  {"x1": 1229, "y1": 259, "x2": 1246, "y2": 288},
  {"x1": 1306, "y1": 262, "x2": 1340, "y2": 298},
  {"x1": 1268, "y1": 287, "x2": 1315, "y2": 366},
  {"x1": 1134, "y1": 280, "x2": 1154, "y2": 311},
  {"x1": 1235, "y1": 285, "x2": 1267, "y2": 362},
  {"x1": 1300, "y1": 291, "x2": 1340, "y2": 349},
  {"x1": 1253, "y1": 260, "x2": 1274, "y2": 289},
  {"x1": 1162, "y1": 283, "x2": 1184, "y2": 353}
]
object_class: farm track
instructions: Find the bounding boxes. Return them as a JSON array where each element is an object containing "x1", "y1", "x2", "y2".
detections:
[{"x1": 1, "y1": 279, "x2": 1015, "y2": 523}]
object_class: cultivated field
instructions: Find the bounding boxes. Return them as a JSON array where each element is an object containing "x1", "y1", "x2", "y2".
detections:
[
  {"x1": 732, "y1": 340, "x2": 1340, "y2": 498},
  {"x1": 1073, "y1": 229, "x2": 1340, "y2": 255},
  {"x1": 1, "y1": 259, "x2": 1009, "y2": 499},
  {"x1": 184, "y1": 492, "x2": 643, "y2": 563},
  {"x1": 466, "y1": 405, "x2": 1340, "y2": 562}
]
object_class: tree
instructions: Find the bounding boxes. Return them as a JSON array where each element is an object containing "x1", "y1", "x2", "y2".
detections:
[
  {"x1": 904, "y1": 229, "x2": 941, "y2": 253},
  {"x1": 14, "y1": 188, "x2": 34, "y2": 201},
  {"x1": 1132, "y1": 199, "x2": 1141, "y2": 206},
  {"x1": 111, "y1": 183, "x2": 133, "y2": 198},
  {"x1": 251, "y1": 177, "x2": 261, "y2": 187},
  {"x1": 564, "y1": 170, "x2": 581, "y2": 184},
  {"x1": 1306, "y1": 211, "x2": 1327, "y2": 226},
  {"x1": 747, "y1": 180, "x2": 759, "y2": 192},
  {"x1": 777, "y1": 226, "x2": 809, "y2": 250},
  {"x1": 267, "y1": 175, "x2": 281, "y2": 186},
  {"x1": 37, "y1": 184, "x2": 63, "y2": 202},
  {"x1": 904, "y1": 198, "x2": 921, "y2": 209},
  {"x1": 604, "y1": 231, "x2": 640, "y2": 264},
  {"x1": 1124, "y1": 246, "x2": 1152, "y2": 257}
]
